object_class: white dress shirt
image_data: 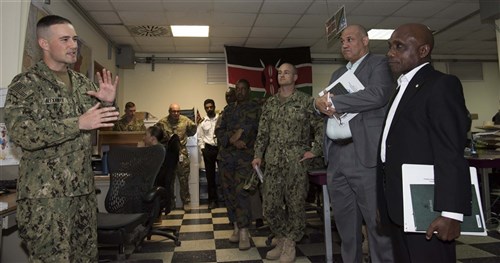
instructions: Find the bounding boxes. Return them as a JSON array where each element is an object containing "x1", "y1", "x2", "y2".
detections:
[
  {"x1": 326, "y1": 54, "x2": 368, "y2": 140},
  {"x1": 197, "y1": 114, "x2": 218, "y2": 149}
]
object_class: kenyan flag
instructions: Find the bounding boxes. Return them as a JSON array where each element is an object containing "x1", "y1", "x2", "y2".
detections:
[{"x1": 225, "y1": 46, "x2": 312, "y2": 98}]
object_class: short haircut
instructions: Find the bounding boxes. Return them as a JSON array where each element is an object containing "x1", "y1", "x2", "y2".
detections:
[
  {"x1": 147, "y1": 126, "x2": 164, "y2": 142},
  {"x1": 204, "y1": 99, "x2": 215, "y2": 107},
  {"x1": 236, "y1": 79, "x2": 250, "y2": 89},
  {"x1": 125, "y1": 101, "x2": 136, "y2": 109},
  {"x1": 36, "y1": 15, "x2": 72, "y2": 38}
]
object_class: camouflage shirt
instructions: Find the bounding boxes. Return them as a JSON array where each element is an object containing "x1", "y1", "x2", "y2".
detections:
[
  {"x1": 215, "y1": 100, "x2": 261, "y2": 162},
  {"x1": 155, "y1": 115, "x2": 197, "y2": 156},
  {"x1": 5, "y1": 60, "x2": 100, "y2": 200},
  {"x1": 254, "y1": 90, "x2": 324, "y2": 166},
  {"x1": 113, "y1": 115, "x2": 146, "y2": 131}
]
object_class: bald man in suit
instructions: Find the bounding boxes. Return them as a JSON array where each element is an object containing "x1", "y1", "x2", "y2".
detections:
[
  {"x1": 315, "y1": 24, "x2": 395, "y2": 263},
  {"x1": 378, "y1": 23, "x2": 471, "y2": 262}
]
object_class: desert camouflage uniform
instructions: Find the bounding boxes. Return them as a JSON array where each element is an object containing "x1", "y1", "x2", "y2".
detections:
[
  {"x1": 4, "y1": 60, "x2": 99, "y2": 262},
  {"x1": 155, "y1": 114, "x2": 197, "y2": 204},
  {"x1": 215, "y1": 100, "x2": 261, "y2": 228},
  {"x1": 254, "y1": 91, "x2": 323, "y2": 241},
  {"x1": 113, "y1": 115, "x2": 146, "y2": 131}
]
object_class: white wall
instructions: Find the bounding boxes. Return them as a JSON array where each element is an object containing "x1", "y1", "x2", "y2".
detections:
[
  {"x1": 0, "y1": 1, "x2": 29, "y2": 87},
  {"x1": 120, "y1": 63, "x2": 344, "y2": 118}
]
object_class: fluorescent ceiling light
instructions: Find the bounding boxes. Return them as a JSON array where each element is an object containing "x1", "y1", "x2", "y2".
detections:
[
  {"x1": 170, "y1": 25, "x2": 209, "y2": 37},
  {"x1": 368, "y1": 29, "x2": 394, "y2": 40}
]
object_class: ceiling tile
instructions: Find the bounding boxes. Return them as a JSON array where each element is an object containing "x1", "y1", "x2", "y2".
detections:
[
  {"x1": 74, "y1": 0, "x2": 498, "y2": 57},
  {"x1": 214, "y1": 0, "x2": 263, "y2": 13},
  {"x1": 89, "y1": 11, "x2": 122, "y2": 24},
  {"x1": 210, "y1": 27, "x2": 251, "y2": 38},
  {"x1": 260, "y1": 0, "x2": 314, "y2": 14},
  {"x1": 433, "y1": 2, "x2": 480, "y2": 20},
  {"x1": 392, "y1": 1, "x2": 450, "y2": 18},
  {"x1": 245, "y1": 38, "x2": 282, "y2": 48},
  {"x1": 165, "y1": 11, "x2": 212, "y2": 25},
  {"x1": 101, "y1": 25, "x2": 131, "y2": 36},
  {"x1": 279, "y1": 38, "x2": 320, "y2": 48},
  {"x1": 118, "y1": 11, "x2": 168, "y2": 25},
  {"x1": 351, "y1": 0, "x2": 409, "y2": 16},
  {"x1": 255, "y1": 14, "x2": 301, "y2": 27},
  {"x1": 249, "y1": 27, "x2": 290, "y2": 38},
  {"x1": 287, "y1": 27, "x2": 324, "y2": 39},
  {"x1": 212, "y1": 13, "x2": 257, "y2": 27},
  {"x1": 110, "y1": 0, "x2": 164, "y2": 11},
  {"x1": 77, "y1": 0, "x2": 114, "y2": 11},
  {"x1": 296, "y1": 14, "x2": 331, "y2": 27},
  {"x1": 162, "y1": 0, "x2": 214, "y2": 12}
]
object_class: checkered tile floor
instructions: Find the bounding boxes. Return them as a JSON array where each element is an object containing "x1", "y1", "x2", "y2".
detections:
[{"x1": 98, "y1": 203, "x2": 500, "y2": 263}]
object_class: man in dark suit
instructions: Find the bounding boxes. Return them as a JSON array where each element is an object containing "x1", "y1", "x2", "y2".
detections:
[
  {"x1": 315, "y1": 24, "x2": 395, "y2": 262},
  {"x1": 379, "y1": 23, "x2": 471, "y2": 262}
]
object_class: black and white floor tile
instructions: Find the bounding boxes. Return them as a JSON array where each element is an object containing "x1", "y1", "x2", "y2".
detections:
[{"x1": 99, "y1": 202, "x2": 500, "y2": 263}]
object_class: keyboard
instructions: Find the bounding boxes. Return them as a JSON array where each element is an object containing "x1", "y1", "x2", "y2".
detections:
[{"x1": 0, "y1": 179, "x2": 17, "y2": 190}]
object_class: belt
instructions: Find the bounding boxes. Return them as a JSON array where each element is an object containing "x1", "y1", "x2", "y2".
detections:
[
  {"x1": 331, "y1": 137, "x2": 353, "y2": 146},
  {"x1": 205, "y1": 143, "x2": 217, "y2": 148}
]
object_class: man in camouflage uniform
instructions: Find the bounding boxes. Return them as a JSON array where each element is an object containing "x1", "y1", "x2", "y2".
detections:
[
  {"x1": 252, "y1": 63, "x2": 323, "y2": 262},
  {"x1": 156, "y1": 103, "x2": 197, "y2": 210},
  {"x1": 4, "y1": 15, "x2": 119, "y2": 262},
  {"x1": 215, "y1": 79, "x2": 261, "y2": 250},
  {"x1": 113, "y1": 101, "x2": 146, "y2": 131}
]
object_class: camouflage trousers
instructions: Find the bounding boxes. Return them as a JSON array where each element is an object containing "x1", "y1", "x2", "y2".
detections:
[
  {"x1": 262, "y1": 158, "x2": 309, "y2": 241},
  {"x1": 219, "y1": 159, "x2": 253, "y2": 228},
  {"x1": 176, "y1": 153, "x2": 191, "y2": 204},
  {"x1": 17, "y1": 193, "x2": 98, "y2": 262}
]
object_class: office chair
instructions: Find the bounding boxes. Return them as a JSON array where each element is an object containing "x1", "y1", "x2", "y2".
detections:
[
  {"x1": 97, "y1": 144, "x2": 166, "y2": 260},
  {"x1": 148, "y1": 134, "x2": 182, "y2": 245}
]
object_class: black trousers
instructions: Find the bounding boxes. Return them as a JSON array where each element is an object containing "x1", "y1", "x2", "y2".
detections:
[{"x1": 202, "y1": 144, "x2": 219, "y2": 202}]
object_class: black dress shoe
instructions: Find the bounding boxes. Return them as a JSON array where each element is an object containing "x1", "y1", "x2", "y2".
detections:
[
  {"x1": 209, "y1": 201, "x2": 218, "y2": 209},
  {"x1": 255, "y1": 218, "x2": 264, "y2": 228}
]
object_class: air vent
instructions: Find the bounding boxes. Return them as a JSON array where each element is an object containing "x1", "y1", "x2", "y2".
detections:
[{"x1": 128, "y1": 25, "x2": 171, "y2": 37}]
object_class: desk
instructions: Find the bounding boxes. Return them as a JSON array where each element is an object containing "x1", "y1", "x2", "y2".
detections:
[
  {"x1": 466, "y1": 151, "x2": 500, "y2": 218},
  {"x1": 308, "y1": 169, "x2": 333, "y2": 263},
  {"x1": 0, "y1": 191, "x2": 29, "y2": 262}
]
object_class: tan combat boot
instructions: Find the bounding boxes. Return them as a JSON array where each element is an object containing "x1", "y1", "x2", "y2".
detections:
[
  {"x1": 239, "y1": 228, "x2": 251, "y2": 250},
  {"x1": 279, "y1": 238, "x2": 296, "y2": 263},
  {"x1": 229, "y1": 222, "x2": 239, "y2": 243},
  {"x1": 266, "y1": 237, "x2": 284, "y2": 260}
]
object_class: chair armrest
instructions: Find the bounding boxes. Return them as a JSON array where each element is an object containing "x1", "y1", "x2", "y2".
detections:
[{"x1": 144, "y1": 186, "x2": 167, "y2": 203}]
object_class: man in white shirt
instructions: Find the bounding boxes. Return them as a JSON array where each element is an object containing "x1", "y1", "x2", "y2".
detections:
[
  {"x1": 198, "y1": 99, "x2": 219, "y2": 209},
  {"x1": 378, "y1": 23, "x2": 471, "y2": 263},
  {"x1": 315, "y1": 24, "x2": 395, "y2": 263}
]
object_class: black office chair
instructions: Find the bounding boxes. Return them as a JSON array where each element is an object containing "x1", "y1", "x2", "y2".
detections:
[
  {"x1": 148, "y1": 134, "x2": 181, "y2": 246},
  {"x1": 97, "y1": 144, "x2": 166, "y2": 260}
]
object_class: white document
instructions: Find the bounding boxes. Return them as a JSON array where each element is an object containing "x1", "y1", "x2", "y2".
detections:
[
  {"x1": 318, "y1": 70, "x2": 365, "y2": 124},
  {"x1": 402, "y1": 164, "x2": 487, "y2": 236}
]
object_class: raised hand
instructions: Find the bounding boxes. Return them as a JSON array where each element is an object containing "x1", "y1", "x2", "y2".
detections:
[{"x1": 87, "y1": 68, "x2": 119, "y2": 104}]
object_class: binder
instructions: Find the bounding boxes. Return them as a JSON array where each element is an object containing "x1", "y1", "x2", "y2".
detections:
[{"x1": 402, "y1": 164, "x2": 487, "y2": 236}]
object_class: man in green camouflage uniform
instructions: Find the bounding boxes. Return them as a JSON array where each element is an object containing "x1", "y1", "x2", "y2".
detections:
[
  {"x1": 215, "y1": 79, "x2": 261, "y2": 250},
  {"x1": 252, "y1": 63, "x2": 323, "y2": 262},
  {"x1": 113, "y1": 101, "x2": 146, "y2": 131},
  {"x1": 4, "y1": 15, "x2": 119, "y2": 262},
  {"x1": 155, "y1": 103, "x2": 197, "y2": 209}
]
